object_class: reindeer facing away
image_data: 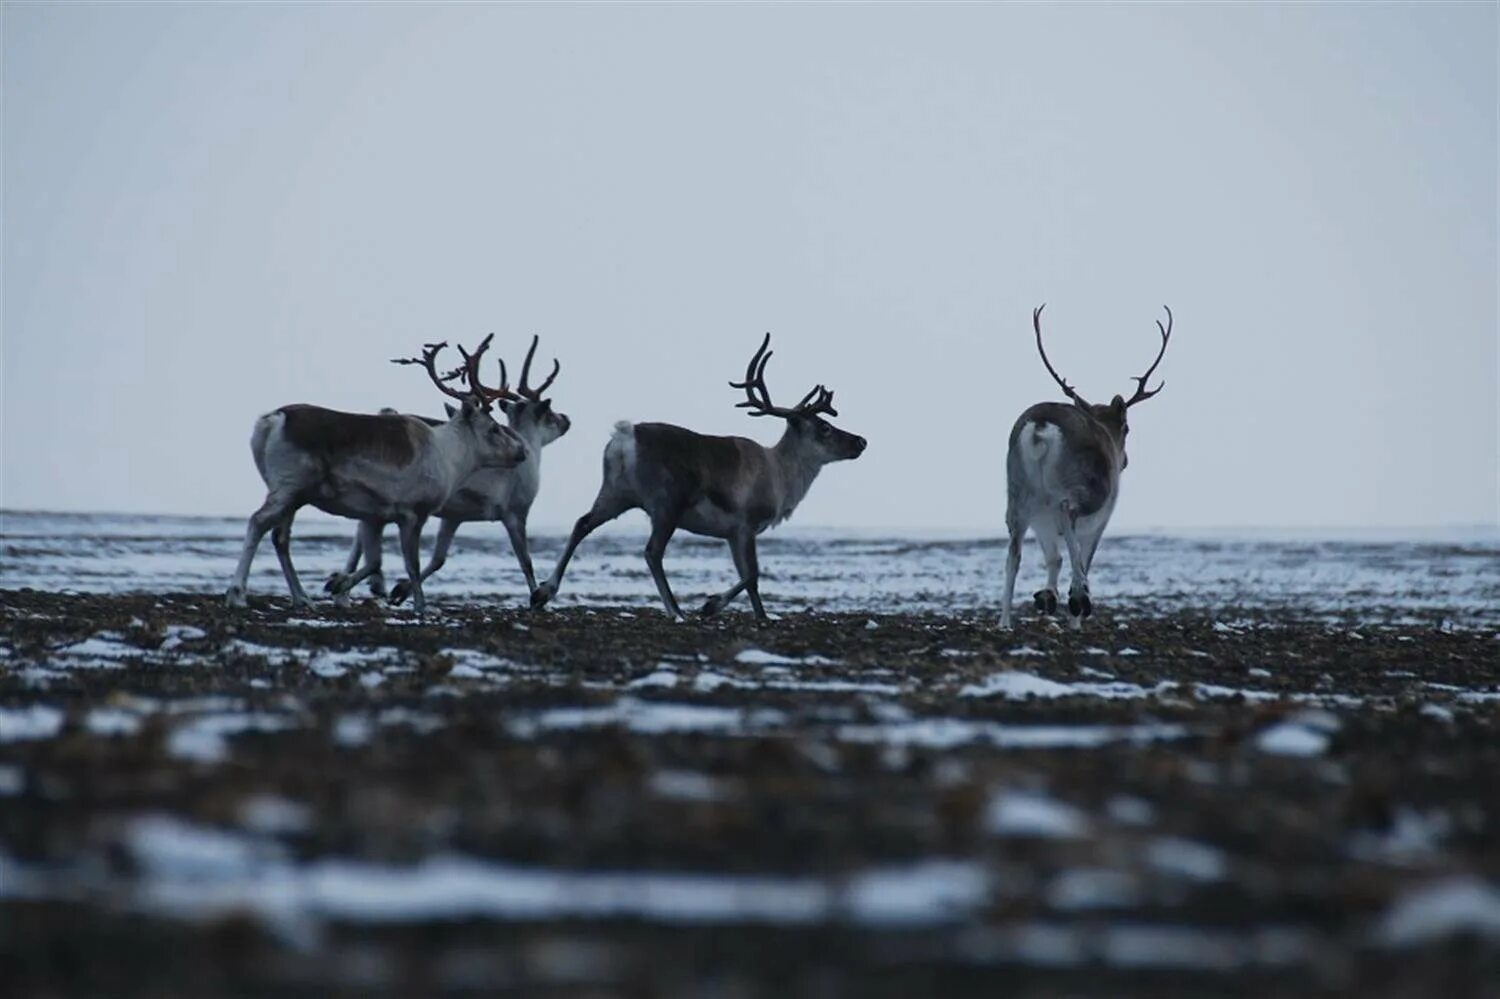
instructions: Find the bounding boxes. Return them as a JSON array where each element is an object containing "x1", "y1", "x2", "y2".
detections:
[
  {"x1": 224, "y1": 342, "x2": 526, "y2": 616},
  {"x1": 530, "y1": 334, "x2": 866, "y2": 622},
  {"x1": 1000, "y1": 305, "x2": 1173, "y2": 630},
  {"x1": 326, "y1": 334, "x2": 571, "y2": 603}
]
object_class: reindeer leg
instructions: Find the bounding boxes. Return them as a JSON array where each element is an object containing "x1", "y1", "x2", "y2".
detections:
[
  {"x1": 1000, "y1": 516, "x2": 1024, "y2": 629},
  {"x1": 1058, "y1": 503, "x2": 1092, "y2": 628},
  {"x1": 364, "y1": 521, "x2": 387, "y2": 598},
  {"x1": 392, "y1": 518, "x2": 456, "y2": 605},
  {"x1": 329, "y1": 521, "x2": 387, "y2": 601},
  {"x1": 644, "y1": 510, "x2": 686, "y2": 622},
  {"x1": 396, "y1": 514, "x2": 429, "y2": 618},
  {"x1": 1034, "y1": 531, "x2": 1062, "y2": 616},
  {"x1": 700, "y1": 581, "x2": 746, "y2": 618},
  {"x1": 500, "y1": 512, "x2": 538, "y2": 597},
  {"x1": 533, "y1": 492, "x2": 633, "y2": 609},
  {"x1": 326, "y1": 530, "x2": 366, "y2": 605},
  {"x1": 742, "y1": 534, "x2": 768, "y2": 624},
  {"x1": 701, "y1": 533, "x2": 751, "y2": 619},
  {"x1": 1083, "y1": 528, "x2": 1104, "y2": 574},
  {"x1": 227, "y1": 491, "x2": 299, "y2": 608},
  {"x1": 270, "y1": 511, "x2": 312, "y2": 610}
]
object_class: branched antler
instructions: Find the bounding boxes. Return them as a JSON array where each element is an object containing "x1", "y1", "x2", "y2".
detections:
[
  {"x1": 1123, "y1": 306, "x2": 1172, "y2": 408},
  {"x1": 729, "y1": 334, "x2": 839, "y2": 419},
  {"x1": 1032, "y1": 304, "x2": 1090, "y2": 408},
  {"x1": 391, "y1": 342, "x2": 475, "y2": 403},
  {"x1": 456, "y1": 334, "x2": 520, "y2": 406},
  {"x1": 517, "y1": 335, "x2": 561, "y2": 401}
]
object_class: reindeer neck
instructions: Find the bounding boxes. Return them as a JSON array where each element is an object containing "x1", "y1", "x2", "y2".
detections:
[
  {"x1": 507, "y1": 418, "x2": 549, "y2": 464},
  {"x1": 770, "y1": 427, "x2": 827, "y2": 520},
  {"x1": 429, "y1": 420, "x2": 481, "y2": 483}
]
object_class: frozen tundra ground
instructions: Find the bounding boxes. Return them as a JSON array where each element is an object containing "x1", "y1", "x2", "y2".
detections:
[{"x1": 1, "y1": 512, "x2": 1498, "y2": 996}]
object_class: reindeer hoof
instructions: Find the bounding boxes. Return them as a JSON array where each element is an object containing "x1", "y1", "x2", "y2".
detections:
[
  {"x1": 1068, "y1": 592, "x2": 1093, "y2": 619},
  {"x1": 388, "y1": 580, "x2": 413, "y2": 605},
  {"x1": 323, "y1": 573, "x2": 346, "y2": 595},
  {"x1": 530, "y1": 584, "x2": 555, "y2": 609},
  {"x1": 700, "y1": 596, "x2": 724, "y2": 618},
  {"x1": 1033, "y1": 589, "x2": 1059, "y2": 615},
  {"x1": 225, "y1": 587, "x2": 247, "y2": 609},
  {"x1": 369, "y1": 575, "x2": 388, "y2": 599}
]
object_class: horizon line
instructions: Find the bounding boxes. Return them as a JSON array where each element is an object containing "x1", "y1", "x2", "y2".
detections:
[{"x1": 1, "y1": 507, "x2": 1496, "y2": 539}]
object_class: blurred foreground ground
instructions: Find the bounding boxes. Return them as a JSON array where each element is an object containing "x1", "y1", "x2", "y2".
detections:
[{"x1": 2, "y1": 589, "x2": 1498, "y2": 996}]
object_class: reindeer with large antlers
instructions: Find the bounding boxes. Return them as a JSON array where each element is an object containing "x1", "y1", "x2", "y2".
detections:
[
  {"x1": 1000, "y1": 305, "x2": 1173, "y2": 629},
  {"x1": 531, "y1": 334, "x2": 866, "y2": 622},
  {"x1": 326, "y1": 334, "x2": 570, "y2": 603},
  {"x1": 224, "y1": 341, "x2": 526, "y2": 616}
]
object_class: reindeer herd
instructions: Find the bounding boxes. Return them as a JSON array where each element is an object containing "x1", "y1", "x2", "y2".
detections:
[{"x1": 225, "y1": 308, "x2": 1173, "y2": 629}]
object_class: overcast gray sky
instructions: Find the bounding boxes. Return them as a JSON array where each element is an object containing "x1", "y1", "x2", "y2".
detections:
[{"x1": 4, "y1": 3, "x2": 1495, "y2": 531}]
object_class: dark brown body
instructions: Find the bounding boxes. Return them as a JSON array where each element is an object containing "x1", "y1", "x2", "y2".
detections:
[
  {"x1": 632, "y1": 424, "x2": 781, "y2": 532},
  {"x1": 276, "y1": 405, "x2": 422, "y2": 470}
]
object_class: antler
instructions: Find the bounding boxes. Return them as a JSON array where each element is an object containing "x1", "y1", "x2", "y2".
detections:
[
  {"x1": 729, "y1": 333, "x2": 839, "y2": 419},
  {"x1": 454, "y1": 334, "x2": 520, "y2": 405},
  {"x1": 1032, "y1": 304, "x2": 1090, "y2": 408},
  {"x1": 391, "y1": 341, "x2": 474, "y2": 403},
  {"x1": 1123, "y1": 305, "x2": 1172, "y2": 408},
  {"x1": 517, "y1": 334, "x2": 560, "y2": 400}
]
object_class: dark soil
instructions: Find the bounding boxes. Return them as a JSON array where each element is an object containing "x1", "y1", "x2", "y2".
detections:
[{"x1": 2, "y1": 589, "x2": 1498, "y2": 997}]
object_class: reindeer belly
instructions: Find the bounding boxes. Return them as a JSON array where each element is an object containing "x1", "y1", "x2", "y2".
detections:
[
  {"x1": 308, "y1": 468, "x2": 440, "y2": 522},
  {"x1": 438, "y1": 486, "x2": 495, "y2": 522},
  {"x1": 308, "y1": 486, "x2": 398, "y2": 521},
  {"x1": 678, "y1": 498, "x2": 742, "y2": 539}
]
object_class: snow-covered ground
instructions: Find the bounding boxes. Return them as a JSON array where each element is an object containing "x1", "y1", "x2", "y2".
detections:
[{"x1": 3, "y1": 511, "x2": 1496, "y2": 625}]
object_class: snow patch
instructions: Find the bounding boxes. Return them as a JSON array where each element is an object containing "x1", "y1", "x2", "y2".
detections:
[
  {"x1": 1146, "y1": 837, "x2": 1227, "y2": 882},
  {"x1": 1377, "y1": 877, "x2": 1500, "y2": 945},
  {"x1": 169, "y1": 712, "x2": 296, "y2": 763},
  {"x1": 839, "y1": 719, "x2": 1188, "y2": 751},
  {"x1": 513, "y1": 699, "x2": 785, "y2": 737},
  {"x1": 960, "y1": 671, "x2": 1155, "y2": 701},
  {"x1": 1047, "y1": 868, "x2": 1142, "y2": 911},
  {"x1": 735, "y1": 648, "x2": 838, "y2": 667},
  {"x1": 86, "y1": 708, "x2": 142, "y2": 736},
  {"x1": 0, "y1": 705, "x2": 64, "y2": 741},
  {"x1": 986, "y1": 790, "x2": 1088, "y2": 839}
]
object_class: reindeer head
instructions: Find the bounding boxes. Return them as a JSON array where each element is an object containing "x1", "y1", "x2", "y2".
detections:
[
  {"x1": 453, "y1": 334, "x2": 571, "y2": 448},
  {"x1": 730, "y1": 334, "x2": 867, "y2": 463},
  {"x1": 1030, "y1": 304, "x2": 1173, "y2": 469},
  {"x1": 391, "y1": 340, "x2": 527, "y2": 469},
  {"x1": 452, "y1": 397, "x2": 528, "y2": 469}
]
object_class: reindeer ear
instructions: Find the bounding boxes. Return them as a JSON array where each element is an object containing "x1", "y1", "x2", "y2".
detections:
[
  {"x1": 1111, "y1": 395, "x2": 1127, "y2": 419},
  {"x1": 444, "y1": 403, "x2": 458, "y2": 419}
]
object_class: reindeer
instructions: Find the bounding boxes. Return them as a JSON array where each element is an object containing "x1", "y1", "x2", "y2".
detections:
[
  {"x1": 531, "y1": 334, "x2": 866, "y2": 622},
  {"x1": 224, "y1": 341, "x2": 526, "y2": 616},
  {"x1": 325, "y1": 334, "x2": 571, "y2": 604},
  {"x1": 1000, "y1": 305, "x2": 1172, "y2": 629}
]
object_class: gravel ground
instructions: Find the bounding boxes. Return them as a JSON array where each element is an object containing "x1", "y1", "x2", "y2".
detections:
[{"x1": 2, "y1": 589, "x2": 1498, "y2": 997}]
